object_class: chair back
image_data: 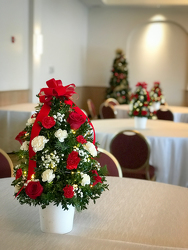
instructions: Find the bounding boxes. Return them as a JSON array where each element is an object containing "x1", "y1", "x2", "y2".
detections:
[
  {"x1": 0, "y1": 149, "x2": 13, "y2": 178},
  {"x1": 87, "y1": 99, "x2": 98, "y2": 119},
  {"x1": 99, "y1": 103, "x2": 116, "y2": 119},
  {"x1": 156, "y1": 108, "x2": 174, "y2": 121},
  {"x1": 95, "y1": 148, "x2": 122, "y2": 177},
  {"x1": 110, "y1": 130, "x2": 155, "y2": 180},
  {"x1": 105, "y1": 98, "x2": 119, "y2": 106}
]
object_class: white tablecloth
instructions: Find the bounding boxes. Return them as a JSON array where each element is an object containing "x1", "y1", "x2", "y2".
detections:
[
  {"x1": 1, "y1": 177, "x2": 188, "y2": 250},
  {"x1": 114, "y1": 105, "x2": 188, "y2": 123},
  {"x1": 92, "y1": 119, "x2": 188, "y2": 187},
  {"x1": 0, "y1": 103, "x2": 37, "y2": 152}
]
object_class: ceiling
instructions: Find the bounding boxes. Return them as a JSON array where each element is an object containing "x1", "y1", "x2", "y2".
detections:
[{"x1": 79, "y1": 0, "x2": 188, "y2": 7}]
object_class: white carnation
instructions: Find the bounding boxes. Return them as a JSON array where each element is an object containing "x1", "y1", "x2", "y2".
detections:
[
  {"x1": 84, "y1": 142, "x2": 97, "y2": 157},
  {"x1": 54, "y1": 129, "x2": 68, "y2": 142},
  {"x1": 42, "y1": 169, "x2": 55, "y2": 183},
  {"x1": 20, "y1": 141, "x2": 29, "y2": 151},
  {"x1": 129, "y1": 103, "x2": 133, "y2": 111},
  {"x1": 31, "y1": 136, "x2": 49, "y2": 152},
  {"x1": 26, "y1": 117, "x2": 36, "y2": 126},
  {"x1": 80, "y1": 173, "x2": 90, "y2": 186},
  {"x1": 14, "y1": 184, "x2": 21, "y2": 193}
]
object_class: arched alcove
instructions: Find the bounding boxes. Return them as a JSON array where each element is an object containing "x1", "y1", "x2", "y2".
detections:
[{"x1": 127, "y1": 21, "x2": 188, "y2": 106}]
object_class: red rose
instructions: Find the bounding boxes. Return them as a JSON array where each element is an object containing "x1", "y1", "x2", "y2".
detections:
[
  {"x1": 133, "y1": 110, "x2": 139, "y2": 116},
  {"x1": 76, "y1": 135, "x2": 87, "y2": 144},
  {"x1": 66, "y1": 151, "x2": 80, "y2": 170},
  {"x1": 141, "y1": 110, "x2": 147, "y2": 116},
  {"x1": 67, "y1": 112, "x2": 86, "y2": 130},
  {"x1": 63, "y1": 185, "x2": 74, "y2": 198},
  {"x1": 16, "y1": 168, "x2": 22, "y2": 179},
  {"x1": 15, "y1": 131, "x2": 26, "y2": 145},
  {"x1": 42, "y1": 116, "x2": 56, "y2": 129},
  {"x1": 25, "y1": 181, "x2": 43, "y2": 199},
  {"x1": 92, "y1": 170, "x2": 102, "y2": 186}
]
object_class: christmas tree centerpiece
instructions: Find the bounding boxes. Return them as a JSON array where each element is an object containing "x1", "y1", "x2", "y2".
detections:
[
  {"x1": 128, "y1": 82, "x2": 153, "y2": 128},
  {"x1": 106, "y1": 49, "x2": 130, "y2": 104},
  {"x1": 11, "y1": 78, "x2": 109, "y2": 234},
  {"x1": 150, "y1": 82, "x2": 165, "y2": 110}
]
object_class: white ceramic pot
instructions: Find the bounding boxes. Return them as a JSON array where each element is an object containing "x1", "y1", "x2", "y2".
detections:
[
  {"x1": 152, "y1": 101, "x2": 160, "y2": 111},
  {"x1": 39, "y1": 204, "x2": 75, "y2": 234},
  {"x1": 134, "y1": 117, "x2": 147, "y2": 129}
]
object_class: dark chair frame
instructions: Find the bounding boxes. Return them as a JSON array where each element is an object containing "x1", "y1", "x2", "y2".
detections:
[
  {"x1": 110, "y1": 130, "x2": 156, "y2": 181},
  {"x1": 95, "y1": 147, "x2": 123, "y2": 177},
  {"x1": 87, "y1": 99, "x2": 98, "y2": 120},
  {"x1": 104, "y1": 98, "x2": 119, "y2": 106},
  {"x1": 0, "y1": 148, "x2": 14, "y2": 178},
  {"x1": 156, "y1": 108, "x2": 174, "y2": 121},
  {"x1": 99, "y1": 102, "x2": 117, "y2": 119}
]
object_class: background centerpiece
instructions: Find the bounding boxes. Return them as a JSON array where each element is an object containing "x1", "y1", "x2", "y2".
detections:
[
  {"x1": 128, "y1": 82, "x2": 153, "y2": 129},
  {"x1": 150, "y1": 81, "x2": 165, "y2": 111},
  {"x1": 12, "y1": 78, "x2": 108, "y2": 234}
]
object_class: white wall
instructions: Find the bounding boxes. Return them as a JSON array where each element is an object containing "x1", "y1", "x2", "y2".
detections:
[
  {"x1": 1, "y1": 1, "x2": 188, "y2": 105},
  {"x1": 31, "y1": 0, "x2": 88, "y2": 102},
  {"x1": 85, "y1": 7, "x2": 188, "y2": 105},
  {"x1": 0, "y1": 0, "x2": 29, "y2": 91},
  {"x1": 0, "y1": 0, "x2": 88, "y2": 103}
]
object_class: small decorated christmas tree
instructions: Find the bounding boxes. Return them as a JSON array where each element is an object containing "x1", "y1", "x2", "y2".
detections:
[
  {"x1": 11, "y1": 78, "x2": 109, "y2": 211},
  {"x1": 106, "y1": 49, "x2": 130, "y2": 104},
  {"x1": 150, "y1": 82, "x2": 165, "y2": 105},
  {"x1": 128, "y1": 82, "x2": 153, "y2": 119}
]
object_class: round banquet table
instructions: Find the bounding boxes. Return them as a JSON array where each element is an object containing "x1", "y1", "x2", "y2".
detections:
[
  {"x1": 1, "y1": 177, "x2": 188, "y2": 250},
  {"x1": 114, "y1": 105, "x2": 188, "y2": 123},
  {"x1": 91, "y1": 118, "x2": 188, "y2": 187}
]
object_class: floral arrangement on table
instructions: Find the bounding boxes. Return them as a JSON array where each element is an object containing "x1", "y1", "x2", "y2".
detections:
[
  {"x1": 128, "y1": 82, "x2": 154, "y2": 119},
  {"x1": 11, "y1": 78, "x2": 108, "y2": 211},
  {"x1": 150, "y1": 82, "x2": 165, "y2": 104}
]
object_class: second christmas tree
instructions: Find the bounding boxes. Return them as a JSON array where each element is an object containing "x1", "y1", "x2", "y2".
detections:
[{"x1": 106, "y1": 49, "x2": 130, "y2": 104}]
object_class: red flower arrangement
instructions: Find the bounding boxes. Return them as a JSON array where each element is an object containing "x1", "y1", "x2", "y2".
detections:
[
  {"x1": 150, "y1": 82, "x2": 165, "y2": 104},
  {"x1": 12, "y1": 78, "x2": 108, "y2": 210},
  {"x1": 128, "y1": 82, "x2": 152, "y2": 118}
]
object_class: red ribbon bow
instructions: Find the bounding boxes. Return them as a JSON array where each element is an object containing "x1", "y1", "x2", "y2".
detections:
[
  {"x1": 136, "y1": 82, "x2": 148, "y2": 89},
  {"x1": 39, "y1": 78, "x2": 76, "y2": 104}
]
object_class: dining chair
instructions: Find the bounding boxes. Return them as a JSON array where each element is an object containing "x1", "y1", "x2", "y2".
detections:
[
  {"x1": 0, "y1": 148, "x2": 14, "y2": 178},
  {"x1": 104, "y1": 98, "x2": 119, "y2": 106},
  {"x1": 156, "y1": 108, "x2": 174, "y2": 121},
  {"x1": 87, "y1": 99, "x2": 98, "y2": 120},
  {"x1": 110, "y1": 130, "x2": 156, "y2": 180},
  {"x1": 99, "y1": 102, "x2": 117, "y2": 119},
  {"x1": 95, "y1": 147, "x2": 123, "y2": 177}
]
